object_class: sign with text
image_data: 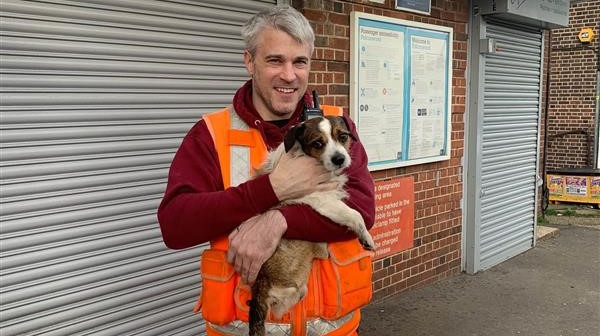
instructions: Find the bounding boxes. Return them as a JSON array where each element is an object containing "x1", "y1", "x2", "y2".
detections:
[
  {"x1": 371, "y1": 176, "x2": 414, "y2": 260},
  {"x1": 350, "y1": 12, "x2": 452, "y2": 171}
]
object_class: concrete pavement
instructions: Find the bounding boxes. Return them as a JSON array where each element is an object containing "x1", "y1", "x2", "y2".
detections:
[{"x1": 358, "y1": 224, "x2": 600, "y2": 336}]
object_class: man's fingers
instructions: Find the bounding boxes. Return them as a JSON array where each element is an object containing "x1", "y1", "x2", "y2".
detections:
[
  {"x1": 227, "y1": 232, "x2": 239, "y2": 263},
  {"x1": 225, "y1": 211, "x2": 286, "y2": 285},
  {"x1": 317, "y1": 172, "x2": 333, "y2": 183},
  {"x1": 243, "y1": 262, "x2": 254, "y2": 285},
  {"x1": 246, "y1": 262, "x2": 261, "y2": 285},
  {"x1": 227, "y1": 251, "x2": 233, "y2": 264},
  {"x1": 242, "y1": 266, "x2": 250, "y2": 285},
  {"x1": 227, "y1": 245, "x2": 235, "y2": 264},
  {"x1": 233, "y1": 252, "x2": 244, "y2": 274}
]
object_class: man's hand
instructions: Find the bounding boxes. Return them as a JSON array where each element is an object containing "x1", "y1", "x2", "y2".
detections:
[
  {"x1": 227, "y1": 210, "x2": 287, "y2": 286},
  {"x1": 269, "y1": 153, "x2": 339, "y2": 201}
]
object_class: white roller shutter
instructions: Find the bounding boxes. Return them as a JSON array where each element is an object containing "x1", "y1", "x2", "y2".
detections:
[
  {"x1": 466, "y1": 17, "x2": 542, "y2": 273},
  {"x1": 0, "y1": 0, "x2": 274, "y2": 335}
]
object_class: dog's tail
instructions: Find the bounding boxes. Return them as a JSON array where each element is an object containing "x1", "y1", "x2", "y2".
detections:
[{"x1": 248, "y1": 280, "x2": 270, "y2": 336}]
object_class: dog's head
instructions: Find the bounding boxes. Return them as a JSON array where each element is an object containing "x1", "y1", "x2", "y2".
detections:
[{"x1": 284, "y1": 116, "x2": 356, "y2": 172}]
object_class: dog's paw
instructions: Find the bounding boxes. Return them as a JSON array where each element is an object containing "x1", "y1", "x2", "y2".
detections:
[
  {"x1": 347, "y1": 209, "x2": 365, "y2": 228},
  {"x1": 359, "y1": 233, "x2": 376, "y2": 251}
]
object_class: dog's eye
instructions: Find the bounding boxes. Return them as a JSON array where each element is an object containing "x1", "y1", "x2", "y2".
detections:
[
  {"x1": 338, "y1": 133, "x2": 349, "y2": 142},
  {"x1": 312, "y1": 141, "x2": 324, "y2": 149}
]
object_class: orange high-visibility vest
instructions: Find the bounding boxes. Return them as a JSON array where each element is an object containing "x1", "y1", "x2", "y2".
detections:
[{"x1": 195, "y1": 104, "x2": 373, "y2": 336}]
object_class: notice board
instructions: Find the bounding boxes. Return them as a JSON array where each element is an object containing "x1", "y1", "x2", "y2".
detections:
[
  {"x1": 371, "y1": 176, "x2": 414, "y2": 260},
  {"x1": 350, "y1": 12, "x2": 452, "y2": 171}
]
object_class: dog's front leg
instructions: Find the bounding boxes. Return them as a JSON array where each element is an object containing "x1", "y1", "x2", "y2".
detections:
[{"x1": 292, "y1": 194, "x2": 375, "y2": 250}]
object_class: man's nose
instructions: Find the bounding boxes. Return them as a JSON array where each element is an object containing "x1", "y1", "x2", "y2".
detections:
[{"x1": 280, "y1": 62, "x2": 296, "y2": 82}]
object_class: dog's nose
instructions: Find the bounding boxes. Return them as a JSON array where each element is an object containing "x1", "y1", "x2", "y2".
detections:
[{"x1": 331, "y1": 153, "x2": 346, "y2": 167}]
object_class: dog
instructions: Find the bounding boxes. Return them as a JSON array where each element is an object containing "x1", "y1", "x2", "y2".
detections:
[{"x1": 247, "y1": 115, "x2": 375, "y2": 336}]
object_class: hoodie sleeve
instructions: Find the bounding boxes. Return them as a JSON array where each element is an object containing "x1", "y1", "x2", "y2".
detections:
[
  {"x1": 157, "y1": 120, "x2": 280, "y2": 249},
  {"x1": 279, "y1": 116, "x2": 376, "y2": 242}
]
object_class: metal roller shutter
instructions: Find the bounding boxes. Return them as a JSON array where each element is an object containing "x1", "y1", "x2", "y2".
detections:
[
  {"x1": 477, "y1": 19, "x2": 543, "y2": 271},
  {"x1": 0, "y1": 0, "x2": 274, "y2": 335}
]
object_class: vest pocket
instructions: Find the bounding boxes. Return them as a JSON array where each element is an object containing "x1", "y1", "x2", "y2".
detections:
[
  {"x1": 319, "y1": 239, "x2": 374, "y2": 319},
  {"x1": 198, "y1": 249, "x2": 237, "y2": 325},
  {"x1": 233, "y1": 281, "x2": 294, "y2": 323}
]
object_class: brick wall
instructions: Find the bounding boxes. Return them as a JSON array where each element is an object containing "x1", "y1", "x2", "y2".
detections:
[
  {"x1": 292, "y1": 0, "x2": 468, "y2": 302},
  {"x1": 546, "y1": 0, "x2": 599, "y2": 170}
]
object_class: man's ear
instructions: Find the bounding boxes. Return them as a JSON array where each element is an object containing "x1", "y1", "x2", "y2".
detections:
[
  {"x1": 243, "y1": 50, "x2": 254, "y2": 76},
  {"x1": 284, "y1": 124, "x2": 305, "y2": 152}
]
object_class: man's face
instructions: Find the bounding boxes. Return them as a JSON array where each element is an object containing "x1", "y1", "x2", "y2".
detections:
[{"x1": 244, "y1": 28, "x2": 311, "y2": 121}]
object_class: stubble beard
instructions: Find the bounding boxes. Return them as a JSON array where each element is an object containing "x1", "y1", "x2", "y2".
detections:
[{"x1": 253, "y1": 82, "x2": 298, "y2": 120}]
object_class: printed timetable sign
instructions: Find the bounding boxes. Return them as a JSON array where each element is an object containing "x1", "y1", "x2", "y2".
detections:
[
  {"x1": 371, "y1": 176, "x2": 414, "y2": 260},
  {"x1": 355, "y1": 24, "x2": 405, "y2": 165},
  {"x1": 350, "y1": 12, "x2": 452, "y2": 171}
]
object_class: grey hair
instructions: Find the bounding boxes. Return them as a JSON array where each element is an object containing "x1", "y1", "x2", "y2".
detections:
[{"x1": 241, "y1": 6, "x2": 315, "y2": 56}]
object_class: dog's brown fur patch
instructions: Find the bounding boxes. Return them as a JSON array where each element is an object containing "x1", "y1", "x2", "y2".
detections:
[{"x1": 291, "y1": 116, "x2": 353, "y2": 160}]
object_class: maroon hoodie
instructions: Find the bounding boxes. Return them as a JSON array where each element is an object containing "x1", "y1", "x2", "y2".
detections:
[{"x1": 157, "y1": 80, "x2": 375, "y2": 249}]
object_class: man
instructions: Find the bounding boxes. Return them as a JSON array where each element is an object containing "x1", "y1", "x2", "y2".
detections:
[{"x1": 158, "y1": 6, "x2": 375, "y2": 336}]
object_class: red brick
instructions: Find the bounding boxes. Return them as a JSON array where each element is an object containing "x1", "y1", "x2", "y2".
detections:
[{"x1": 308, "y1": 0, "x2": 470, "y2": 301}]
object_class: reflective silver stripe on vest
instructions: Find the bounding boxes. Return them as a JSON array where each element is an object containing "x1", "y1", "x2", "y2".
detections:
[
  {"x1": 228, "y1": 105, "x2": 252, "y2": 188},
  {"x1": 209, "y1": 311, "x2": 355, "y2": 336}
]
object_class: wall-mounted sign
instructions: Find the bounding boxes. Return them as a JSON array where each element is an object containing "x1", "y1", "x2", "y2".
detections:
[
  {"x1": 350, "y1": 12, "x2": 452, "y2": 171},
  {"x1": 395, "y1": 0, "x2": 431, "y2": 15},
  {"x1": 475, "y1": 0, "x2": 569, "y2": 29},
  {"x1": 578, "y1": 27, "x2": 595, "y2": 43},
  {"x1": 371, "y1": 176, "x2": 414, "y2": 260}
]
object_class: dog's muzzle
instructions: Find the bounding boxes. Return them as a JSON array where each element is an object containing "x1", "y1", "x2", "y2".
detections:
[{"x1": 331, "y1": 152, "x2": 346, "y2": 167}]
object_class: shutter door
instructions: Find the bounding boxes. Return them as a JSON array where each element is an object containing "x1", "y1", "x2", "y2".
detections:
[
  {"x1": 477, "y1": 19, "x2": 542, "y2": 270},
  {"x1": 0, "y1": 0, "x2": 274, "y2": 335}
]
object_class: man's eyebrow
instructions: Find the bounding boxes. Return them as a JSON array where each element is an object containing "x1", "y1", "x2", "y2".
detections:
[
  {"x1": 263, "y1": 54, "x2": 309, "y2": 61},
  {"x1": 264, "y1": 54, "x2": 284, "y2": 59}
]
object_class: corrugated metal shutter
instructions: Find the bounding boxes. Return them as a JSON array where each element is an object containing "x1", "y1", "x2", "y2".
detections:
[
  {"x1": 0, "y1": 0, "x2": 274, "y2": 335},
  {"x1": 477, "y1": 19, "x2": 542, "y2": 270}
]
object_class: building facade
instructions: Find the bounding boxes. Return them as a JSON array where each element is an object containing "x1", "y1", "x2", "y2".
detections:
[{"x1": 0, "y1": 0, "x2": 574, "y2": 335}]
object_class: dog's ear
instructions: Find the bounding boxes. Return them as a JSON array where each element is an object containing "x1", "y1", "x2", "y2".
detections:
[
  {"x1": 337, "y1": 116, "x2": 357, "y2": 141},
  {"x1": 284, "y1": 123, "x2": 305, "y2": 152}
]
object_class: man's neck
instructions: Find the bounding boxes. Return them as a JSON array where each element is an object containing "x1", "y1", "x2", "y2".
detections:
[{"x1": 252, "y1": 92, "x2": 293, "y2": 121}]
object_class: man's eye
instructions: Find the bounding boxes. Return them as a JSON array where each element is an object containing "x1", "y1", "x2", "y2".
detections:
[
  {"x1": 312, "y1": 141, "x2": 324, "y2": 149},
  {"x1": 295, "y1": 60, "x2": 309, "y2": 67}
]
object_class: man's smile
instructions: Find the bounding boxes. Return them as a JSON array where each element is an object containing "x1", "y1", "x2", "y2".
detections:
[{"x1": 275, "y1": 87, "x2": 297, "y2": 94}]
